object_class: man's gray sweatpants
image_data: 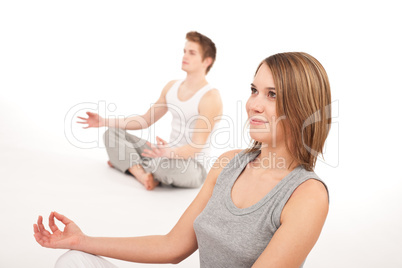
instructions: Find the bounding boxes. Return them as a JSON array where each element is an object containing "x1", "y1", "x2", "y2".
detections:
[{"x1": 103, "y1": 128, "x2": 206, "y2": 188}]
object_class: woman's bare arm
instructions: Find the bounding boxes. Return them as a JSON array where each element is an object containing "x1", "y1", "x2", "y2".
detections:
[
  {"x1": 34, "y1": 150, "x2": 241, "y2": 264},
  {"x1": 251, "y1": 179, "x2": 329, "y2": 268}
]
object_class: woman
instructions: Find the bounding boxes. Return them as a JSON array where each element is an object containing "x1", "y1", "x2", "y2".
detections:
[{"x1": 34, "y1": 52, "x2": 331, "y2": 268}]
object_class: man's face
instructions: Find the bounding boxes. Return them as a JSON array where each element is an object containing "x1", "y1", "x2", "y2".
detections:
[{"x1": 181, "y1": 41, "x2": 205, "y2": 73}]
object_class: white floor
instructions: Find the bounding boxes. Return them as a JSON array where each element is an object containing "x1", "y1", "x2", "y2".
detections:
[
  {"x1": 0, "y1": 141, "x2": 203, "y2": 267},
  {"x1": 2, "y1": 124, "x2": 402, "y2": 268}
]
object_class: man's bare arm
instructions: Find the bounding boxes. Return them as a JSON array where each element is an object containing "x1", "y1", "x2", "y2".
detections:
[{"x1": 78, "y1": 80, "x2": 176, "y2": 130}]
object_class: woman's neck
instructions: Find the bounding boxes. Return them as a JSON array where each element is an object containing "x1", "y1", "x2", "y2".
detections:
[{"x1": 254, "y1": 143, "x2": 298, "y2": 171}]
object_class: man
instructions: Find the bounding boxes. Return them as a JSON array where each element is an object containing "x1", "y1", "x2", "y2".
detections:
[{"x1": 78, "y1": 31, "x2": 222, "y2": 190}]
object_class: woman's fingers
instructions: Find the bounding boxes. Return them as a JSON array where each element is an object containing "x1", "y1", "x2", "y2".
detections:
[
  {"x1": 37, "y1": 216, "x2": 51, "y2": 237},
  {"x1": 48, "y1": 212, "x2": 60, "y2": 233},
  {"x1": 53, "y1": 211, "x2": 72, "y2": 226},
  {"x1": 34, "y1": 213, "x2": 66, "y2": 248},
  {"x1": 33, "y1": 225, "x2": 46, "y2": 244},
  {"x1": 37, "y1": 216, "x2": 44, "y2": 232},
  {"x1": 33, "y1": 223, "x2": 39, "y2": 234}
]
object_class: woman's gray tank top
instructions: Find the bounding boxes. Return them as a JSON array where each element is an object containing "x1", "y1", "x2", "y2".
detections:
[{"x1": 193, "y1": 150, "x2": 328, "y2": 268}]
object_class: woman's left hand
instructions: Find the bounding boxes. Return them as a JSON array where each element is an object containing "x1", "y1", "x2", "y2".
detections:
[{"x1": 141, "y1": 136, "x2": 175, "y2": 159}]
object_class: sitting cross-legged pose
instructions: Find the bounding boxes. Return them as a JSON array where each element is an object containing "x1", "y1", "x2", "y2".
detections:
[
  {"x1": 77, "y1": 31, "x2": 222, "y2": 190},
  {"x1": 34, "y1": 52, "x2": 332, "y2": 268}
]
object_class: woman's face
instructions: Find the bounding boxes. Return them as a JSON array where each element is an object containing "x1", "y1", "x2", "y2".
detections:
[{"x1": 246, "y1": 63, "x2": 286, "y2": 148}]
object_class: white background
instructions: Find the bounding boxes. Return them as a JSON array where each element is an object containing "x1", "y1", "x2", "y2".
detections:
[{"x1": 1, "y1": 0, "x2": 401, "y2": 267}]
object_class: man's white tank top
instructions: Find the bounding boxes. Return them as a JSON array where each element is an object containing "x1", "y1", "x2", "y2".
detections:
[{"x1": 165, "y1": 80, "x2": 216, "y2": 167}]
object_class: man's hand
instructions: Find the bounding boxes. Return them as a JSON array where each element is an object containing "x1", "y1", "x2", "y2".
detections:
[
  {"x1": 77, "y1": 112, "x2": 105, "y2": 128},
  {"x1": 141, "y1": 136, "x2": 176, "y2": 159}
]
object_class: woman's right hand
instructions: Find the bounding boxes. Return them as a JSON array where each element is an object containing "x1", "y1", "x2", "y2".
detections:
[
  {"x1": 77, "y1": 112, "x2": 105, "y2": 128},
  {"x1": 33, "y1": 212, "x2": 85, "y2": 250}
]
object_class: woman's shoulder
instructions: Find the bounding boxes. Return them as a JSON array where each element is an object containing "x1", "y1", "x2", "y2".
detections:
[
  {"x1": 202, "y1": 149, "x2": 243, "y2": 192},
  {"x1": 211, "y1": 149, "x2": 243, "y2": 171},
  {"x1": 207, "y1": 149, "x2": 259, "y2": 189},
  {"x1": 294, "y1": 168, "x2": 329, "y2": 202},
  {"x1": 281, "y1": 171, "x2": 329, "y2": 224}
]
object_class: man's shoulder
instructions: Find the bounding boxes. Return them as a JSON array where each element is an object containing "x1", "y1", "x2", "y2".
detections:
[
  {"x1": 165, "y1": 79, "x2": 180, "y2": 90},
  {"x1": 200, "y1": 88, "x2": 222, "y2": 106},
  {"x1": 161, "y1": 80, "x2": 180, "y2": 96}
]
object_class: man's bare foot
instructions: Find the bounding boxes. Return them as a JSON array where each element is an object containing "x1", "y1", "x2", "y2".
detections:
[
  {"x1": 138, "y1": 173, "x2": 160, "y2": 190},
  {"x1": 107, "y1": 161, "x2": 114, "y2": 168},
  {"x1": 128, "y1": 165, "x2": 160, "y2": 190}
]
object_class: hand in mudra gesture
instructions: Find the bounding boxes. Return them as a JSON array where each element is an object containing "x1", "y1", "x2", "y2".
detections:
[
  {"x1": 77, "y1": 112, "x2": 105, "y2": 128},
  {"x1": 33, "y1": 212, "x2": 85, "y2": 250},
  {"x1": 142, "y1": 136, "x2": 175, "y2": 159}
]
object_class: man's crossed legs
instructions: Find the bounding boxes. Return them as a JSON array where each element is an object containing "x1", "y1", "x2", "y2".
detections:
[{"x1": 103, "y1": 128, "x2": 206, "y2": 190}]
